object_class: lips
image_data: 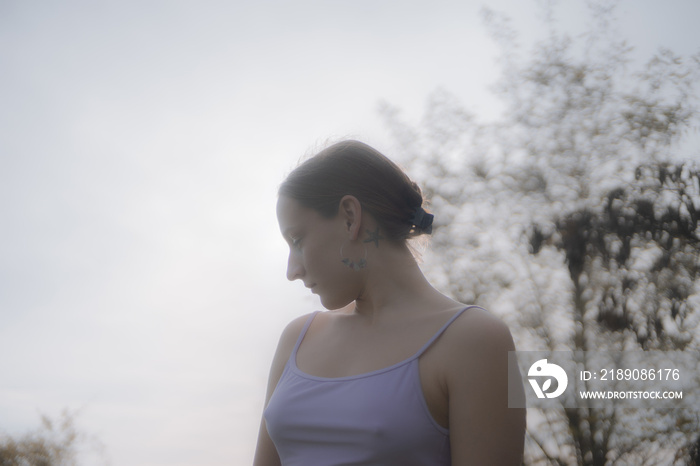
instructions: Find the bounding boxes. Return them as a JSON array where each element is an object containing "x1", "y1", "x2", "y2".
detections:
[{"x1": 305, "y1": 284, "x2": 317, "y2": 292}]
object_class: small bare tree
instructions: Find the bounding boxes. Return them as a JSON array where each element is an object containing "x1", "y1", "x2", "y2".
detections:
[{"x1": 0, "y1": 411, "x2": 107, "y2": 466}]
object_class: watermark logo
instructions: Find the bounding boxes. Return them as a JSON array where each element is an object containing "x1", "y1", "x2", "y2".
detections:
[
  {"x1": 528, "y1": 358, "x2": 568, "y2": 399},
  {"x1": 509, "y1": 351, "x2": 692, "y2": 409}
]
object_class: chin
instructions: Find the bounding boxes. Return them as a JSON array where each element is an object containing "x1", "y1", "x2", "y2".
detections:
[{"x1": 319, "y1": 294, "x2": 352, "y2": 311}]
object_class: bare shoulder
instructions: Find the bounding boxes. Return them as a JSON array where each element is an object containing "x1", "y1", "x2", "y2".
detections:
[
  {"x1": 265, "y1": 312, "x2": 317, "y2": 394},
  {"x1": 275, "y1": 312, "x2": 316, "y2": 355},
  {"x1": 441, "y1": 307, "x2": 516, "y2": 359},
  {"x1": 255, "y1": 312, "x2": 316, "y2": 466},
  {"x1": 441, "y1": 307, "x2": 525, "y2": 465}
]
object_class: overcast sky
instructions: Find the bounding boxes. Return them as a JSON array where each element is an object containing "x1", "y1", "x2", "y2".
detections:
[{"x1": 1, "y1": 1, "x2": 698, "y2": 464}]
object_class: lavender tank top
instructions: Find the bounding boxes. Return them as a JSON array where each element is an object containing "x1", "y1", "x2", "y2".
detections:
[{"x1": 264, "y1": 306, "x2": 477, "y2": 466}]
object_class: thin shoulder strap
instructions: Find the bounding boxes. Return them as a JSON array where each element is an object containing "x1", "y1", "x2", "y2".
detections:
[
  {"x1": 415, "y1": 305, "x2": 485, "y2": 358},
  {"x1": 291, "y1": 311, "x2": 321, "y2": 357}
]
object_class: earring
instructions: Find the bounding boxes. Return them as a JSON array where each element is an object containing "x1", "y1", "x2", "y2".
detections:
[{"x1": 340, "y1": 241, "x2": 367, "y2": 271}]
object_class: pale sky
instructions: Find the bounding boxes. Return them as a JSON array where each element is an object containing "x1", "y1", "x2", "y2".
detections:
[{"x1": 1, "y1": 1, "x2": 698, "y2": 465}]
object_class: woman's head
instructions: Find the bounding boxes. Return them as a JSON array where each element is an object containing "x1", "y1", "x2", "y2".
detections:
[{"x1": 278, "y1": 140, "x2": 432, "y2": 245}]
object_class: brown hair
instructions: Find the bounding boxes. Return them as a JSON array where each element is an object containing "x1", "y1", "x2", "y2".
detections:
[{"x1": 279, "y1": 140, "x2": 431, "y2": 243}]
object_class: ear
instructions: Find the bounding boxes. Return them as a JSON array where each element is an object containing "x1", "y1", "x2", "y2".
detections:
[{"x1": 338, "y1": 195, "x2": 362, "y2": 240}]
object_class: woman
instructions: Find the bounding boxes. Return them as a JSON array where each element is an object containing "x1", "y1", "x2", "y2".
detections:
[{"x1": 254, "y1": 140, "x2": 525, "y2": 465}]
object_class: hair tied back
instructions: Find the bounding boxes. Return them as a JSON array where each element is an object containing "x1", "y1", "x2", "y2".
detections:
[{"x1": 411, "y1": 207, "x2": 434, "y2": 235}]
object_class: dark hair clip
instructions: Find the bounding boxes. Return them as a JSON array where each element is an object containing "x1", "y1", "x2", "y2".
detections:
[{"x1": 411, "y1": 207, "x2": 434, "y2": 235}]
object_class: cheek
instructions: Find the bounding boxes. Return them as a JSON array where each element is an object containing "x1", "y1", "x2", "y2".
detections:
[
  {"x1": 312, "y1": 249, "x2": 345, "y2": 282},
  {"x1": 307, "y1": 246, "x2": 353, "y2": 288},
  {"x1": 305, "y1": 235, "x2": 340, "y2": 271}
]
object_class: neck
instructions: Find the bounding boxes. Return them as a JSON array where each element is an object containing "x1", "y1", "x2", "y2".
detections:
[{"x1": 352, "y1": 242, "x2": 438, "y2": 320}]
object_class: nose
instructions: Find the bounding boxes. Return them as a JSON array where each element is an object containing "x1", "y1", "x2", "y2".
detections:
[{"x1": 286, "y1": 251, "x2": 304, "y2": 281}]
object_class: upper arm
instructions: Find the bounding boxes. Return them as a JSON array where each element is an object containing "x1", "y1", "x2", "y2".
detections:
[
  {"x1": 446, "y1": 311, "x2": 526, "y2": 466},
  {"x1": 253, "y1": 313, "x2": 312, "y2": 466}
]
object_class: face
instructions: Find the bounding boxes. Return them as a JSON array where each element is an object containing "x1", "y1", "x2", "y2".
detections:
[{"x1": 276, "y1": 196, "x2": 363, "y2": 309}]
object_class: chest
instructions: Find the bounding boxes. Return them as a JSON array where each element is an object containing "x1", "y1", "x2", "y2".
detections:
[
  {"x1": 264, "y1": 360, "x2": 452, "y2": 465},
  {"x1": 294, "y1": 318, "x2": 451, "y2": 429}
]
